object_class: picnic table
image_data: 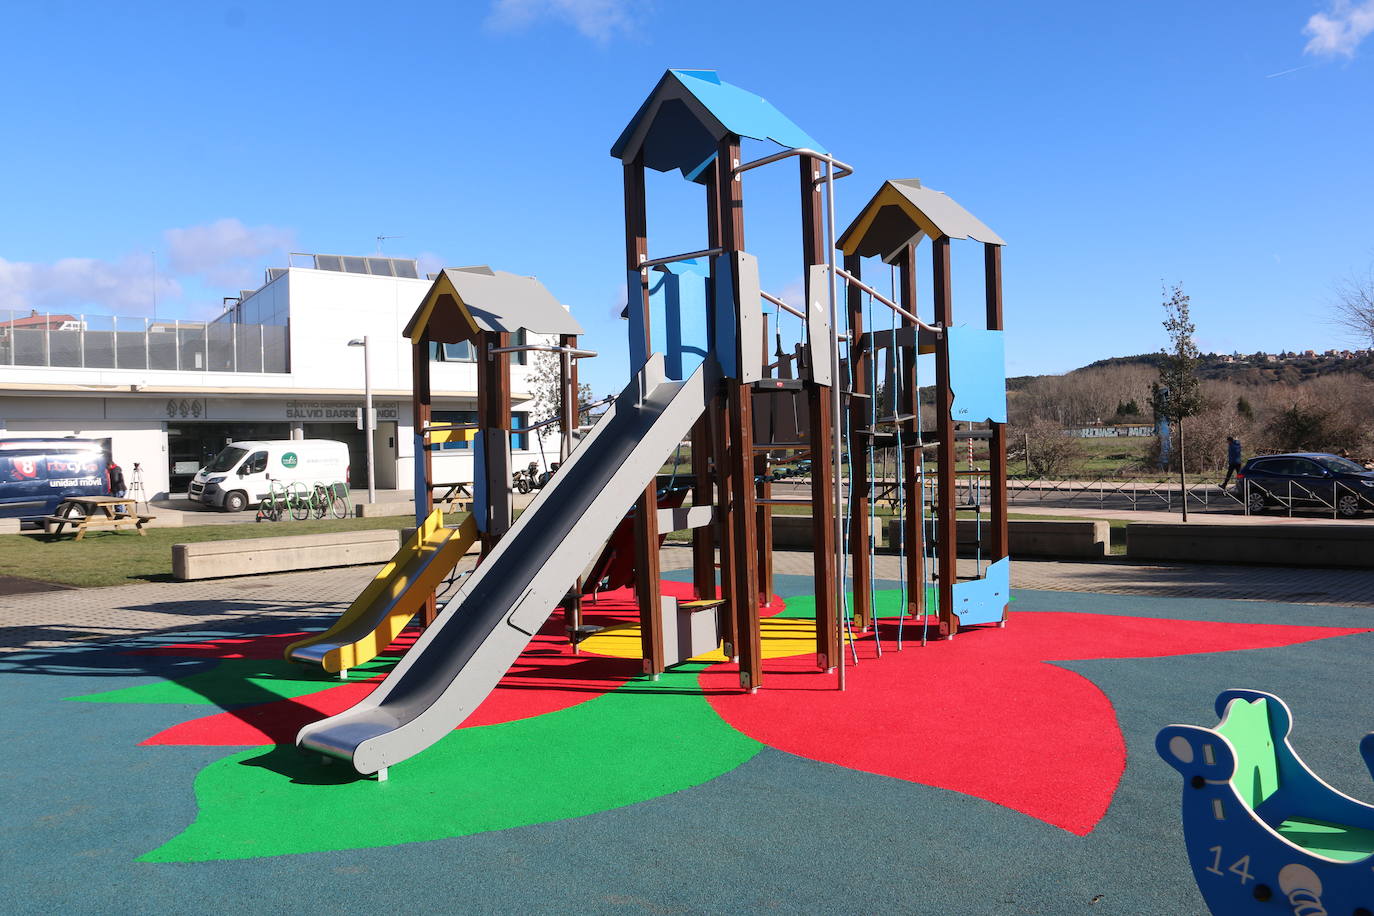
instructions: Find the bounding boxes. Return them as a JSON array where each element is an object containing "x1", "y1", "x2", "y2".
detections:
[
  {"x1": 41, "y1": 496, "x2": 156, "y2": 540},
  {"x1": 432, "y1": 481, "x2": 473, "y2": 513}
]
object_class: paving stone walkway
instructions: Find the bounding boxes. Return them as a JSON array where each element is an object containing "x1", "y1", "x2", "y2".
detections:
[{"x1": 3, "y1": 547, "x2": 1371, "y2": 655}]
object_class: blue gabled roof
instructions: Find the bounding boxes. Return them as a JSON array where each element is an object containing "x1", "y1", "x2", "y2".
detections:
[{"x1": 611, "y1": 69, "x2": 825, "y2": 183}]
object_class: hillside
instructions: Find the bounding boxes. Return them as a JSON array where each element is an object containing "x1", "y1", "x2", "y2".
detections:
[{"x1": 1074, "y1": 352, "x2": 1374, "y2": 385}]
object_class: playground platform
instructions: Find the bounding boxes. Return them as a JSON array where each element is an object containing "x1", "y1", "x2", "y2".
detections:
[{"x1": 2, "y1": 548, "x2": 1372, "y2": 914}]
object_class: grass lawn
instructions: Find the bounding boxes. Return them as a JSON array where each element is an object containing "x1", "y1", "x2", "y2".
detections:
[{"x1": 0, "y1": 516, "x2": 416, "y2": 588}]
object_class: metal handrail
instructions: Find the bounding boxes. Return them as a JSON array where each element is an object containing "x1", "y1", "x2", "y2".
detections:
[
  {"x1": 487, "y1": 344, "x2": 598, "y2": 358},
  {"x1": 831, "y1": 266, "x2": 939, "y2": 332},
  {"x1": 639, "y1": 247, "x2": 723, "y2": 270},
  {"x1": 761, "y1": 290, "x2": 807, "y2": 319},
  {"x1": 731, "y1": 147, "x2": 855, "y2": 183}
]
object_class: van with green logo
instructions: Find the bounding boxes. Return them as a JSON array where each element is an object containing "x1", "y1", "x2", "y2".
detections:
[{"x1": 188, "y1": 439, "x2": 349, "y2": 512}]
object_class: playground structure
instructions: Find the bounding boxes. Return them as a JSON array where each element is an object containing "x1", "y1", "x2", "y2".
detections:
[
  {"x1": 292, "y1": 69, "x2": 1011, "y2": 778},
  {"x1": 1157, "y1": 690, "x2": 1374, "y2": 915},
  {"x1": 284, "y1": 267, "x2": 586, "y2": 675}
]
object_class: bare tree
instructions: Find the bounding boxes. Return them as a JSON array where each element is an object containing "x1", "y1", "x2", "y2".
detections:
[
  {"x1": 1332, "y1": 264, "x2": 1374, "y2": 347},
  {"x1": 1150, "y1": 283, "x2": 1203, "y2": 521}
]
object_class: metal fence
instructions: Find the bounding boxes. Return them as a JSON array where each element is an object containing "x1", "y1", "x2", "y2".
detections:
[
  {"x1": 0, "y1": 310, "x2": 289, "y2": 373},
  {"x1": 1005, "y1": 475, "x2": 1370, "y2": 519}
]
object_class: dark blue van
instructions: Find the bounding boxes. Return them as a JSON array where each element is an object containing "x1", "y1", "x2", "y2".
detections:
[{"x1": 0, "y1": 439, "x2": 111, "y2": 525}]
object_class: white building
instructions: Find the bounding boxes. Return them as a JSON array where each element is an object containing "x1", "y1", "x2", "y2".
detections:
[{"x1": 0, "y1": 254, "x2": 562, "y2": 500}]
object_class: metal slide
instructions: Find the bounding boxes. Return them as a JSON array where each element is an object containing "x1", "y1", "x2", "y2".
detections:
[
  {"x1": 284, "y1": 511, "x2": 478, "y2": 675},
  {"x1": 298, "y1": 355, "x2": 717, "y2": 775}
]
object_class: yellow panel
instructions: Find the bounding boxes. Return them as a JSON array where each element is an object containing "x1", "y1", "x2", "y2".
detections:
[
  {"x1": 284, "y1": 512, "x2": 478, "y2": 672},
  {"x1": 427, "y1": 426, "x2": 477, "y2": 445}
]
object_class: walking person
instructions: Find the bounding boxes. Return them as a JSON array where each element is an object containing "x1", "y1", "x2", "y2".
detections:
[{"x1": 1221, "y1": 436, "x2": 1242, "y2": 490}]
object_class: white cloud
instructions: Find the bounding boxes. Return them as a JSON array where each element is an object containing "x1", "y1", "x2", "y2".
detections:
[
  {"x1": 0, "y1": 218, "x2": 294, "y2": 318},
  {"x1": 1304, "y1": 0, "x2": 1374, "y2": 58},
  {"x1": 0, "y1": 252, "x2": 181, "y2": 317},
  {"x1": 485, "y1": 0, "x2": 641, "y2": 43},
  {"x1": 163, "y1": 218, "x2": 295, "y2": 289}
]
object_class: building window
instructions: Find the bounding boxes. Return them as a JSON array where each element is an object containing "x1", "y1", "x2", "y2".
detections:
[
  {"x1": 432, "y1": 410, "x2": 477, "y2": 449},
  {"x1": 432, "y1": 410, "x2": 530, "y2": 450},
  {"x1": 428, "y1": 331, "x2": 528, "y2": 364}
]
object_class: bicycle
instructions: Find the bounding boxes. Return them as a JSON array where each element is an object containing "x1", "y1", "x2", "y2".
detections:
[
  {"x1": 321, "y1": 481, "x2": 351, "y2": 518},
  {"x1": 256, "y1": 480, "x2": 290, "y2": 522},
  {"x1": 289, "y1": 481, "x2": 319, "y2": 521}
]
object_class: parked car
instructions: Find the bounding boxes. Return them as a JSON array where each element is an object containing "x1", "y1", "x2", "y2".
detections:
[
  {"x1": 189, "y1": 439, "x2": 349, "y2": 512},
  {"x1": 1233, "y1": 452, "x2": 1374, "y2": 518},
  {"x1": 0, "y1": 438, "x2": 110, "y2": 525}
]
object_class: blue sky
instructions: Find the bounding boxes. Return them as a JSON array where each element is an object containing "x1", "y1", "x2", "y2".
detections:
[{"x1": 2, "y1": 0, "x2": 1372, "y2": 395}]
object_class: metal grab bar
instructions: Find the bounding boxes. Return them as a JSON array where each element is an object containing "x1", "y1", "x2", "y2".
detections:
[
  {"x1": 731, "y1": 147, "x2": 855, "y2": 183},
  {"x1": 831, "y1": 266, "x2": 939, "y2": 332},
  {"x1": 761, "y1": 290, "x2": 807, "y2": 319},
  {"x1": 487, "y1": 344, "x2": 598, "y2": 358},
  {"x1": 638, "y1": 247, "x2": 723, "y2": 270}
]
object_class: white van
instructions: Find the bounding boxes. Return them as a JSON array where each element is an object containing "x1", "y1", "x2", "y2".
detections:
[{"x1": 189, "y1": 440, "x2": 350, "y2": 512}]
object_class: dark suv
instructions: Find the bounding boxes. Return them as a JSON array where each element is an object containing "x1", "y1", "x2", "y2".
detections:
[{"x1": 1234, "y1": 452, "x2": 1374, "y2": 518}]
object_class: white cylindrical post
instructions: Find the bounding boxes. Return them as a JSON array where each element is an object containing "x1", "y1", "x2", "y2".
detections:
[{"x1": 363, "y1": 335, "x2": 376, "y2": 504}]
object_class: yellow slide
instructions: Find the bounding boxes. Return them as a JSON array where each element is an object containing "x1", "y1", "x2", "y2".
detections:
[{"x1": 285, "y1": 510, "x2": 478, "y2": 674}]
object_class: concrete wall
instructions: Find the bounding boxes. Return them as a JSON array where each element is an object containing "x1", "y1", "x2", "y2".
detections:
[
  {"x1": 172, "y1": 528, "x2": 401, "y2": 580},
  {"x1": 1126, "y1": 523, "x2": 1374, "y2": 568},
  {"x1": 882, "y1": 517, "x2": 1108, "y2": 558}
]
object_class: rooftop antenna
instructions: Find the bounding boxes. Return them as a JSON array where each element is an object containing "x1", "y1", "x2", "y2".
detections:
[
  {"x1": 376, "y1": 234, "x2": 402, "y2": 255},
  {"x1": 151, "y1": 249, "x2": 157, "y2": 322}
]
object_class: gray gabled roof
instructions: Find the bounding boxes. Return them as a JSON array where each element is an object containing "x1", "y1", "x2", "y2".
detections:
[
  {"x1": 404, "y1": 267, "x2": 583, "y2": 344},
  {"x1": 838, "y1": 179, "x2": 1004, "y2": 261}
]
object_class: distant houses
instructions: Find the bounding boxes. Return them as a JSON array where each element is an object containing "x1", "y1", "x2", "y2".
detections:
[{"x1": 1209, "y1": 348, "x2": 1369, "y2": 364}]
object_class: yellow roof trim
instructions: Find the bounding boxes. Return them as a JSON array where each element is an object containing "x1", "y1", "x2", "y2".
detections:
[
  {"x1": 404, "y1": 271, "x2": 480, "y2": 344},
  {"x1": 838, "y1": 183, "x2": 944, "y2": 257}
]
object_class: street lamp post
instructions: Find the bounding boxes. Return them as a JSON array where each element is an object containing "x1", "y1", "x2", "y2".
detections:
[{"x1": 347, "y1": 337, "x2": 376, "y2": 504}]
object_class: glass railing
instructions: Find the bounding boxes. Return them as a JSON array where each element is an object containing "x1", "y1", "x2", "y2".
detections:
[{"x1": 0, "y1": 311, "x2": 289, "y2": 373}]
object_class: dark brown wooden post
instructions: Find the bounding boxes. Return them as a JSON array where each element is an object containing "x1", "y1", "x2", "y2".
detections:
[
  {"x1": 932, "y1": 236, "x2": 957, "y2": 638},
  {"x1": 691, "y1": 415, "x2": 716, "y2": 602},
  {"x1": 412, "y1": 331, "x2": 437, "y2": 626},
  {"x1": 898, "y1": 245, "x2": 926, "y2": 621},
  {"x1": 844, "y1": 252, "x2": 871, "y2": 629},
  {"x1": 984, "y1": 244, "x2": 1009, "y2": 580},
  {"x1": 717, "y1": 136, "x2": 762, "y2": 691},
  {"x1": 801, "y1": 154, "x2": 839, "y2": 670},
  {"x1": 624, "y1": 154, "x2": 665, "y2": 676},
  {"x1": 559, "y1": 332, "x2": 582, "y2": 634},
  {"x1": 703, "y1": 162, "x2": 738, "y2": 659},
  {"x1": 755, "y1": 313, "x2": 774, "y2": 606},
  {"x1": 476, "y1": 329, "x2": 513, "y2": 555}
]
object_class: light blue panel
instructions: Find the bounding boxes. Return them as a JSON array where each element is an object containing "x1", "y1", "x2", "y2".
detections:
[
  {"x1": 947, "y1": 327, "x2": 1007, "y2": 424},
  {"x1": 1156, "y1": 689, "x2": 1374, "y2": 916},
  {"x1": 649, "y1": 259, "x2": 709, "y2": 381},
  {"x1": 951, "y1": 556, "x2": 1009, "y2": 626},
  {"x1": 712, "y1": 253, "x2": 738, "y2": 379},
  {"x1": 626, "y1": 268, "x2": 648, "y2": 375},
  {"x1": 673, "y1": 69, "x2": 826, "y2": 155},
  {"x1": 412, "y1": 431, "x2": 428, "y2": 528},
  {"x1": 472, "y1": 431, "x2": 488, "y2": 533}
]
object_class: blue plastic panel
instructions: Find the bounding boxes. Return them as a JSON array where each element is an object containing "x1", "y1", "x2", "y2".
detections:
[
  {"x1": 947, "y1": 327, "x2": 1007, "y2": 424},
  {"x1": 472, "y1": 431, "x2": 487, "y2": 533},
  {"x1": 649, "y1": 260, "x2": 709, "y2": 381},
  {"x1": 673, "y1": 69, "x2": 825, "y2": 154},
  {"x1": 626, "y1": 268, "x2": 648, "y2": 376},
  {"x1": 1157, "y1": 690, "x2": 1374, "y2": 915},
  {"x1": 712, "y1": 254, "x2": 738, "y2": 379},
  {"x1": 951, "y1": 556, "x2": 1009, "y2": 626},
  {"x1": 611, "y1": 70, "x2": 826, "y2": 184}
]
